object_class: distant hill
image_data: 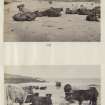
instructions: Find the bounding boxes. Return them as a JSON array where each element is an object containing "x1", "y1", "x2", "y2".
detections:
[
  {"x1": 4, "y1": 0, "x2": 100, "y2": 3},
  {"x1": 4, "y1": 73, "x2": 46, "y2": 84},
  {"x1": 43, "y1": 0, "x2": 100, "y2": 2}
]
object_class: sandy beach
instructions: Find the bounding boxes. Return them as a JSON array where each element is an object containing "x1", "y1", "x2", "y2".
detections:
[
  {"x1": 4, "y1": 1, "x2": 100, "y2": 42},
  {"x1": 5, "y1": 79, "x2": 101, "y2": 105}
]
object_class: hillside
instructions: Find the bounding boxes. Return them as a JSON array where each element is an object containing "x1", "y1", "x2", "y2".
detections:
[
  {"x1": 43, "y1": 0, "x2": 100, "y2": 2},
  {"x1": 4, "y1": 73, "x2": 46, "y2": 84},
  {"x1": 4, "y1": 0, "x2": 100, "y2": 4}
]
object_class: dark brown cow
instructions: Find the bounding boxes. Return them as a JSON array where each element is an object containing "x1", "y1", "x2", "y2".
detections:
[
  {"x1": 40, "y1": 86, "x2": 47, "y2": 90},
  {"x1": 65, "y1": 87, "x2": 99, "y2": 105},
  {"x1": 86, "y1": 6, "x2": 100, "y2": 22},
  {"x1": 66, "y1": 8, "x2": 77, "y2": 14},
  {"x1": 40, "y1": 7, "x2": 62, "y2": 17},
  {"x1": 13, "y1": 12, "x2": 36, "y2": 21}
]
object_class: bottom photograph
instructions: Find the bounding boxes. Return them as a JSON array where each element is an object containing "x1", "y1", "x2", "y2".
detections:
[{"x1": 4, "y1": 65, "x2": 101, "y2": 105}]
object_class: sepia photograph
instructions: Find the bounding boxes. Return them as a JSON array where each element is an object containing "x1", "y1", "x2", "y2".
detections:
[
  {"x1": 4, "y1": 0, "x2": 100, "y2": 42},
  {"x1": 4, "y1": 65, "x2": 101, "y2": 105}
]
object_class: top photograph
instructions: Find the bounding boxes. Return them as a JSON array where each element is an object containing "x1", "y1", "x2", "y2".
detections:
[{"x1": 4, "y1": 0, "x2": 101, "y2": 42}]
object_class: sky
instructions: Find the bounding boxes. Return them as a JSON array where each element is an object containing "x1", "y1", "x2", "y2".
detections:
[{"x1": 5, "y1": 65, "x2": 100, "y2": 79}]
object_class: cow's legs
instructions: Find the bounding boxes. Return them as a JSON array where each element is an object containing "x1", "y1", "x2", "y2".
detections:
[
  {"x1": 78, "y1": 100, "x2": 82, "y2": 105},
  {"x1": 89, "y1": 100, "x2": 92, "y2": 105},
  {"x1": 91, "y1": 98, "x2": 97, "y2": 105},
  {"x1": 92, "y1": 101, "x2": 97, "y2": 105}
]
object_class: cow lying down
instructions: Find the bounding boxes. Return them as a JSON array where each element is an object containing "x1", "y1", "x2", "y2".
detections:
[
  {"x1": 65, "y1": 87, "x2": 99, "y2": 105},
  {"x1": 86, "y1": 15, "x2": 99, "y2": 22},
  {"x1": 42, "y1": 7, "x2": 62, "y2": 17},
  {"x1": 13, "y1": 12, "x2": 37, "y2": 21}
]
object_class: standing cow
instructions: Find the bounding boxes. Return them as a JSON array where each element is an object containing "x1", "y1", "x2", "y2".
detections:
[
  {"x1": 64, "y1": 84, "x2": 72, "y2": 101},
  {"x1": 67, "y1": 87, "x2": 99, "y2": 105}
]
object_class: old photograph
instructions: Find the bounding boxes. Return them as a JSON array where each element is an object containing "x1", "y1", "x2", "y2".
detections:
[
  {"x1": 4, "y1": 65, "x2": 101, "y2": 105},
  {"x1": 4, "y1": 0, "x2": 100, "y2": 42}
]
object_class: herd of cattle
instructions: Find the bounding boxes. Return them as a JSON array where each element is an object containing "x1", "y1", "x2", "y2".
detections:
[
  {"x1": 13, "y1": 4, "x2": 100, "y2": 22},
  {"x1": 12, "y1": 83, "x2": 99, "y2": 105}
]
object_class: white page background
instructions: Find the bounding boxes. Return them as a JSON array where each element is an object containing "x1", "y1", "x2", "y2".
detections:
[{"x1": 0, "y1": 0, "x2": 105, "y2": 105}]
